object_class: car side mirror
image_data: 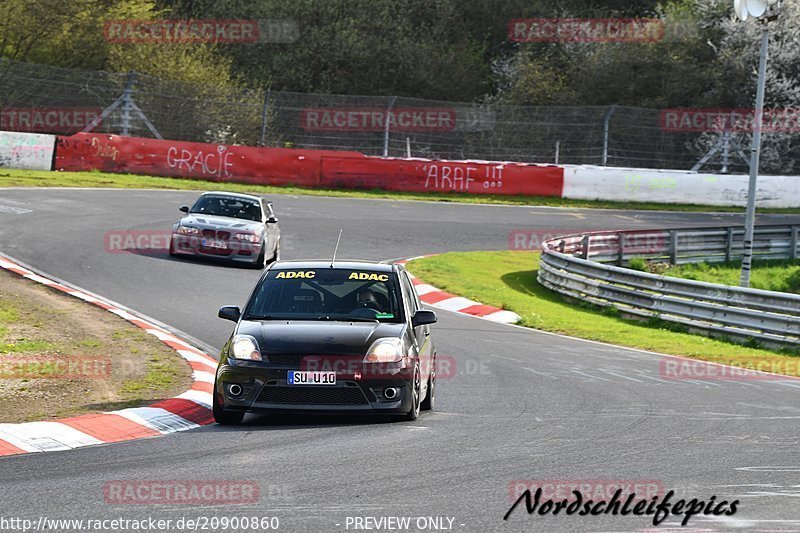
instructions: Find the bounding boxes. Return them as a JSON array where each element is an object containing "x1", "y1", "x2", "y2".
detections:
[
  {"x1": 179, "y1": 205, "x2": 189, "y2": 213},
  {"x1": 411, "y1": 310, "x2": 437, "y2": 328},
  {"x1": 218, "y1": 306, "x2": 241, "y2": 322},
  {"x1": 267, "y1": 216, "x2": 278, "y2": 223}
]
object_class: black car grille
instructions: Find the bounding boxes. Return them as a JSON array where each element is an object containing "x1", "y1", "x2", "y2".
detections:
[
  {"x1": 266, "y1": 354, "x2": 307, "y2": 365},
  {"x1": 201, "y1": 229, "x2": 231, "y2": 240},
  {"x1": 257, "y1": 386, "x2": 368, "y2": 405}
]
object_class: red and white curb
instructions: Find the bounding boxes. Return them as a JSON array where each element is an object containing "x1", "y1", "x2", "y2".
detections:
[
  {"x1": 0, "y1": 254, "x2": 216, "y2": 457},
  {"x1": 396, "y1": 257, "x2": 520, "y2": 324}
]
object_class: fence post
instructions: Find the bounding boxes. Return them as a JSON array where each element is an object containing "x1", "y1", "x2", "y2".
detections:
[
  {"x1": 580, "y1": 234, "x2": 590, "y2": 259},
  {"x1": 726, "y1": 227, "x2": 734, "y2": 262},
  {"x1": 791, "y1": 226, "x2": 798, "y2": 261},
  {"x1": 617, "y1": 232, "x2": 625, "y2": 266},
  {"x1": 555, "y1": 140, "x2": 560, "y2": 164},
  {"x1": 669, "y1": 230, "x2": 678, "y2": 265},
  {"x1": 120, "y1": 71, "x2": 137, "y2": 136},
  {"x1": 721, "y1": 130, "x2": 730, "y2": 174},
  {"x1": 602, "y1": 105, "x2": 616, "y2": 166},
  {"x1": 383, "y1": 95, "x2": 397, "y2": 157},
  {"x1": 258, "y1": 89, "x2": 271, "y2": 147}
]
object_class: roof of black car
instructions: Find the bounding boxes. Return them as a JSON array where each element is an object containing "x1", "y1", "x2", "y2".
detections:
[{"x1": 270, "y1": 261, "x2": 395, "y2": 273}]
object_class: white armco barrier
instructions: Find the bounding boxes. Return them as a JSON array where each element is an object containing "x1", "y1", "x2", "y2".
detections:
[
  {"x1": 562, "y1": 165, "x2": 800, "y2": 208},
  {"x1": 0, "y1": 131, "x2": 56, "y2": 171}
]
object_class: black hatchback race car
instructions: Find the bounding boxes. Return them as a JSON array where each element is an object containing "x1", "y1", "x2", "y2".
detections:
[{"x1": 213, "y1": 261, "x2": 437, "y2": 424}]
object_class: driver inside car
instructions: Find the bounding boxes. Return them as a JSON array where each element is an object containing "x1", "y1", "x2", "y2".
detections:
[{"x1": 356, "y1": 289, "x2": 381, "y2": 310}]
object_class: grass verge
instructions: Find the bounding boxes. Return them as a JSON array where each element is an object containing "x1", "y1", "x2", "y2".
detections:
[
  {"x1": 405, "y1": 250, "x2": 800, "y2": 377},
  {"x1": 0, "y1": 269, "x2": 192, "y2": 423},
  {"x1": 2, "y1": 168, "x2": 799, "y2": 213},
  {"x1": 629, "y1": 258, "x2": 800, "y2": 294}
]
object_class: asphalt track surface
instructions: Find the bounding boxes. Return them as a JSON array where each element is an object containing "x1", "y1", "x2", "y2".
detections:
[{"x1": 0, "y1": 188, "x2": 799, "y2": 532}]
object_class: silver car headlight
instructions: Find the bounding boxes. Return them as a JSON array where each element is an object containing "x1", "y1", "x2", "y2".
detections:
[
  {"x1": 233, "y1": 232, "x2": 260, "y2": 243},
  {"x1": 230, "y1": 335, "x2": 262, "y2": 361},
  {"x1": 176, "y1": 225, "x2": 200, "y2": 236},
  {"x1": 363, "y1": 338, "x2": 403, "y2": 363}
]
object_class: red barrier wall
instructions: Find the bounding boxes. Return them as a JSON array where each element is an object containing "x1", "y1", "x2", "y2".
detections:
[
  {"x1": 54, "y1": 133, "x2": 564, "y2": 196},
  {"x1": 55, "y1": 133, "x2": 363, "y2": 187},
  {"x1": 321, "y1": 156, "x2": 563, "y2": 196}
]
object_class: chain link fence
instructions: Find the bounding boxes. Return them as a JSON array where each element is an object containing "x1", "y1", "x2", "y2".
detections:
[{"x1": 1, "y1": 58, "x2": 792, "y2": 174}]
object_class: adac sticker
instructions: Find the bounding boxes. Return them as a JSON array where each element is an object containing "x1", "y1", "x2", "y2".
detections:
[
  {"x1": 275, "y1": 270, "x2": 316, "y2": 279},
  {"x1": 348, "y1": 272, "x2": 389, "y2": 281}
]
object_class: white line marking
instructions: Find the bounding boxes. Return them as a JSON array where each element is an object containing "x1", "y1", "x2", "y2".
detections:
[
  {"x1": 112, "y1": 408, "x2": 199, "y2": 434},
  {"x1": 432, "y1": 296, "x2": 478, "y2": 312},
  {"x1": 0, "y1": 422, "x2": 103, "y2": 452}
]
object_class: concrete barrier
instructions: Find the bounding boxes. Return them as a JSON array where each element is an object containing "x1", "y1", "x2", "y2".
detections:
[
  {"x1": 562, "y1": 165, "x2": 800, "y2": 208},
  {"x1": 0, "y1": 131, "x2": 55, "y2": 171}
]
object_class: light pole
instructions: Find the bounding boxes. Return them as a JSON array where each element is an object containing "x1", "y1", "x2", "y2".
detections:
[{"x1": 734, "y1": 0, "x2": 781, "y2": 287}]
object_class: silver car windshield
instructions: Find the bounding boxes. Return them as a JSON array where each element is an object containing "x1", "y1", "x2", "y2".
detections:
[{"x1": 190, "y1": 196, "x2": 261, "y2": 221}]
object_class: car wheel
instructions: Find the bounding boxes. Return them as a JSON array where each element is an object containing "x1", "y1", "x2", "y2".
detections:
[
  {"x1": 420, "y1": 356, "x2": 435, "y2": 412},
  {"x1": 272, "y1": 239, "x2": 281, "y2": 262},
  {"x1": 213, "y1": 385, "x2": 244, "y2": 425},
  {"x1": 404, "y1": 364, "x2": 421, "y2": 421},
  {"x1": 251, "y1": 245, "x2": 267, "y2": 269}
]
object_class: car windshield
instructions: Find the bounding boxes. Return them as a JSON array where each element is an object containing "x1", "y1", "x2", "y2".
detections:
[
  {"x1": 190, "y1": 195, "x2": 262, "y2": 221},
  {"x1": 244, "y1": 268, "x2": 403, "y2": 323}
]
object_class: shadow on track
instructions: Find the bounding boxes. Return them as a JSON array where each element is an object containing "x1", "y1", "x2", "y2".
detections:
[
  {"x1": 122, "y1": 247, "x2": 257, "y2": 270},
  {"x1": 206, "y1": 412, "x2": 411, "y2": 432}
]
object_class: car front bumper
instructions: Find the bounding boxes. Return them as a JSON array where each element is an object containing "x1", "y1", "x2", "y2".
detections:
[
  {"x1": 171, "y1": 234, "x2": 263, "y2": 264},
  {"x1": 215, "y1": 361, "x2": 416, "y2": 415}
]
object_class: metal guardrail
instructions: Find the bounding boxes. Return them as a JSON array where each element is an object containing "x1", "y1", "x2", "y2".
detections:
[{"x1": 538, "y1": 224, "x2": 800, "y2": 347}]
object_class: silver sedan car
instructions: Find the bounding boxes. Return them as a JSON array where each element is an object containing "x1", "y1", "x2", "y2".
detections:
[{"x1": 169, "y1": 191, "x2": 281, "y2": 268}]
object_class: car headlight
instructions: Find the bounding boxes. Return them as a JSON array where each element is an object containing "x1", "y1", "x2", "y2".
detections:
[
  {"x1": 230, "y1": 335, "x2": 262, "y2": 361},
  {"x1": 364, "y1": 338, "x2": 403, "y2": 363},
  {"x1": 234, "y1": 232, "x2": 260, "y2": 243},
  {"x1": 176, "y1": 225, "x2": 200, "y2": 236}
]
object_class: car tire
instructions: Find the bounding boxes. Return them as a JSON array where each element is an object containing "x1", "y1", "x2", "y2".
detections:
[
  {"x1": 251, "y1": 245, "x2": 267, "y2": 269},
  {"x1": 272, "y1": 240, "x2": 281, "y2": 263},
  {"x1": 404, "y1": 364, "x2": 421, "y2": 421},
  {"x1": 213, "y1": 386, "x2": 244, "y2": 425},
  {"x1": 420, "y1": 356, "x2": 435, "y2": 412}
]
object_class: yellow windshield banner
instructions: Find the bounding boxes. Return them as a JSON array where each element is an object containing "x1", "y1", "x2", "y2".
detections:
[
  {"x1": 348, "y1": 272, "x2": 389, "y2": 281},
  {"x1": 275, "y1": 271, "x2": 316, "y2": 279}
]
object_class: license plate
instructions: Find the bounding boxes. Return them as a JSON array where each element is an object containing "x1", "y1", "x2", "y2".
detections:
[
  {"x1": 202, "y1": 239, "x2": 227, "y2": 249},
  {"x1": 287, "y1": 371, "x2": 336, "y2": 385}
]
